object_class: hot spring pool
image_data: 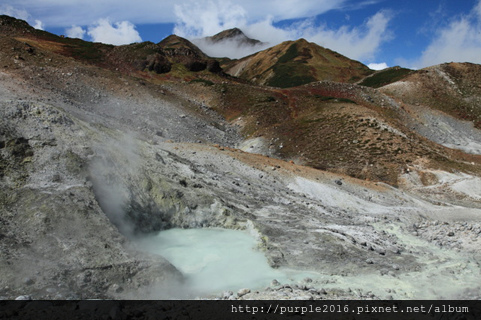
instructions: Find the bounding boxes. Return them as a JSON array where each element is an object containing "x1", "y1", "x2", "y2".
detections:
[
  {"x1": 134, "y1": 226, "x2": 481, "y2": 300},
  {"x1": 135, "y1": 228, "x2": 312, "y2": 298}
]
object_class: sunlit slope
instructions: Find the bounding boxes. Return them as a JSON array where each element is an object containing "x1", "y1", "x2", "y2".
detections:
[
  {"x1": 206, "y1": 80, "x2": 481, "y2": 186},
  {"x1": 2, "y1": 14, "x2": 480, "y2": 188},
  {"x1": 380, "y1": 63, "x2": 481, "y2": 129},
  {"x1": 223, "y1": 38, "x2": 373, "y2": 88}
]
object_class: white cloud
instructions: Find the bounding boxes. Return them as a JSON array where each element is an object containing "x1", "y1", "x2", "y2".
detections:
[
  {"x1": 412, "y1": 0, "x2": 481, "y2": 69},
  {"x1": 302, "y1": 10, "x2": 392, "y2": 61},
  {"x1": 192, "y1": 38, "x2": 268, "y2": 59},
  {"x1": 0, "y1": 4, "x2": 29, "y2": 21},
  {"x1": 33, "y1": 19, "x2": 44, "y2": 30},
  {"x1": 66, "y1": 25, "x2": 86, "y2": 39},
  {"x1": 368, "y1": 62, "x2": 388, "y2": 70},
  {"x1": 87, "y1": 19, "x2": 142, "y2": 45},
  {"x1": 174, "y1": 1, "x2": 248, "y2": 38},
  {"x1": 475, "y1": 0, "x2": 481, "y2": 18},
  {"x1": 242, "y1": 17, "x2": 292, "y2": 45},
  {"x1": 0, "y1": 0, "x2": 348, "y2": 27}
]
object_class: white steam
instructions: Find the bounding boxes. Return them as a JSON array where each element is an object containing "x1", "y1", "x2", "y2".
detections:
[
  {"x1": 135, "y1": 228, "x2": 316, "y2": 298},
  {"x1": 88, "y1": 133, "x2": 142, "y2": 237}
]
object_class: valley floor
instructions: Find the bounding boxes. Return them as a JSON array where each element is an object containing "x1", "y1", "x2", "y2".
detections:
[{"x1": 0, "y1": 46, "x2": 480, "y2": 300}]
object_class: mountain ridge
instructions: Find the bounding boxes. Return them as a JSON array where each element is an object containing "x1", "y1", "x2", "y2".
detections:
[
  {"x1": 222, "y1": 38, "x2": 374, "y2": 88},
  {"x1": 1, "y1": 16, "x2": 479, "y2": 186}
]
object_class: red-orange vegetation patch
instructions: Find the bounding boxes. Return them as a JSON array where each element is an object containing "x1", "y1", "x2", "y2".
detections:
[
  {"x1": 304, "y1": 86, "x2": 358, "y2": 103},
  {"x1": 15, "y1": 37, "x2": 65, "y2": 54}
]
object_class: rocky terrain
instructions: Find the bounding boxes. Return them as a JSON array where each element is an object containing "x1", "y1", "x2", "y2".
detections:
[{"x1": 1, "y1": 15, "x2": 481, "y2": 300}]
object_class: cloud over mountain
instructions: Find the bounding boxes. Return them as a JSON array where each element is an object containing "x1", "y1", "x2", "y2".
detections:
[
  {"x1": 66, "y1": 25, "x2": 87, "y2": 39},
  {"x1": 87, "y1": 19, "x2": 142, "y2": 45},
  {"x1": 3, "y1": 0, "x2": 481, "y2": 68},
  {"x1": 174, "y1": 1, "x2": 391, "y2": 61},
  {"x1": 368, "y1": 62, "x2": 388, "y2": 70}
]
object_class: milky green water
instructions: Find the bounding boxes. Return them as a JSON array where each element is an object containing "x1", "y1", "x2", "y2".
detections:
[
  {"x1": 135, "y1": 226, "x2": 481, "y2": 299},
  {"x1": 135, "y1": 228, "x2": 314, "y2": 297}
]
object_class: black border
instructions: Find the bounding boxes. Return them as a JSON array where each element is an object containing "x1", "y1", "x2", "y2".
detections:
[{"x1": 1, "y1": 300, "x2": 480, "y2": 320}]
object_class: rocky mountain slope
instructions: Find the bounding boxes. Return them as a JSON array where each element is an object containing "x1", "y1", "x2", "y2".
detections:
[
  {"x1": 1, "y1": 15, "x2": 481, "y2": 300},
  {"x1": 222, "y1": 38, "x2": 373, "y2": 87}
]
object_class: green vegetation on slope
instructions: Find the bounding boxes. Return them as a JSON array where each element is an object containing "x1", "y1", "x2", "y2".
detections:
[
  {"x1": 267, "y1": 44, "x2": 317, "y2": 88},
  {"x1": 62, "y1": 39, "x2": 110, "y2": 62},
  {"x1": 277, "y1": 43, "x2": 299, "y2": 63},
  {"x1": 267, "y1": 64, "x2": 317, "y2": 88},
  {"x1": 359, "y1": 67, "x2": 412, "y2": 88}
]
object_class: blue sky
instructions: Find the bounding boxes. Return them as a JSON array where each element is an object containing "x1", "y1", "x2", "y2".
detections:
[{"x1": 1, "y1": 1, "x2": 481, "y2": 69}]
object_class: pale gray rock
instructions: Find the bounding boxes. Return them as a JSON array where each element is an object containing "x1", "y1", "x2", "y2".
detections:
[{"x1": 237, "y1": 288, "x2": 251, "y2": 297}]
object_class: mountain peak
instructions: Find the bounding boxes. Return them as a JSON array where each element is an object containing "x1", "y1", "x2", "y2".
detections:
[
  {"x1": 158, "y1": 34, "x2": 208, "y2": 58},
  {"x1": 223, "y1": 38, "x2": 373, "y2": 88},
  {"x1": 206, "y1": 28, "x2": 263, "y2": 46},
  {"x1": 294, "y1": 38, "x2": 309, "y2": 44},
  {"x1": 214, "y1": 27, "x2": 244, "y2": 39}
]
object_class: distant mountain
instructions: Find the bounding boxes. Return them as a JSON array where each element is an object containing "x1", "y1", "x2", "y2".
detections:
[
  {"x1": 222, "y1": 38, "x2": 373, "y2": 88},
  {"x1": 193, "y1": 28, "x2": 267, "y2": 59},
  {"x1": 105, "y1": 34, "x2": 224, "y2": 74},
  {"x1": 154, "y1": 34, "x2": 222, "y2": 73},
  {"x1": 204, "y1": 28, "x2": 264, "y2": 47},
  {"x1": 158, "y1": 34, "x2": 208, "y2": 57}
]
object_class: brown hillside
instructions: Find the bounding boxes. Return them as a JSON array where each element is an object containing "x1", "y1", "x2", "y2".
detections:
[
  {"x1": 0, "y1": 15, "x2": 223, "y2": 78},
  {"x1": 202, "y1": 80, "x2": 481, "y2": 186},
  {"x1": 1, "y1": 15, "x2": 480, "y2": 187},
  {"x1": 223, "y1": 38, "x2": 373, "y2": 88},
  {"x1": 380, "y1": 63, "x2": 481, "y2": 128}
]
